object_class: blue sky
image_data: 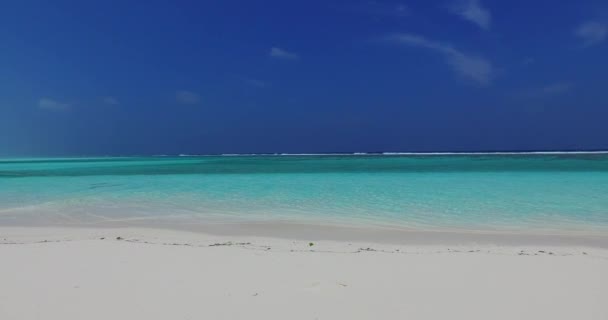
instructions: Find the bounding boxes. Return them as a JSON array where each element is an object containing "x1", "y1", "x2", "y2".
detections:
[{"x1": 1, "y1": 0, "x2": 607, "y2": 156}]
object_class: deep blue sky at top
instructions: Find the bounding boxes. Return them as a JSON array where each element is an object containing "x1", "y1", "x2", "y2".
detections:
[{"x1": 1, "y1": 0, "x2": 607, "y2": 156}]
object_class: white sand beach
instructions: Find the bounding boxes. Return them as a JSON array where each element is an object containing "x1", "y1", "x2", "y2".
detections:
[{"x1": 1, "y1": 226, "x2": 607, "y2": 320}]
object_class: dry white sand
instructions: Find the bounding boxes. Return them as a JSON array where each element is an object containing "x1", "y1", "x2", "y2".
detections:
[{"x1": 1, "y1": 226, "x2": 607, "y2": 320}]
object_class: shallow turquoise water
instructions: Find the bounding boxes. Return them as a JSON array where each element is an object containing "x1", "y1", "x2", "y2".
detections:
[{"x1": 1, "y1": 154, "x2": 608, "y2": 233}]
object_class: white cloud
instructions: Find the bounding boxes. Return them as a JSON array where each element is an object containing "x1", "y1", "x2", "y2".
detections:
[
  {"x1": 103, "y1": 96, "x2": 119, "y2": 105},
  {"x1": 270, "y1": 47, "x2": 299, "y2": 60},
  {"x1": 384, "y1": 33, "x2": 493, "y2": 85},
  {"x1": 394, "y1": 4, "x2": 408, "y2": 14},
  {"x1": 575, "y1": 21, "x2": 607, "y2": 46},
  {"x1": 450, "y1": 0, "x2": 491, "y2": 30},
  {"x1": 176, "y1": 90, "x2": 201, "y2": 104},
  {"x1": 518, "y1": 82, "x2": 573, "y2": 99},
  {"x1": 540, "y1": 83, "x2": 573, "y2": 95},
  {"x1": 349, "y1": 2, "x2": 409, "y2": 17},
  {"x1": 243, "y1": 78, "x2": 268, "y2": 88},
  {"x1": 447, "y1": 52, "x2": 493, "y2": 85},
  {"x1": 38, "y1": 98, "x2": 70, "y2": 111},
  {"x1": 523, "y1": 57, "x2": 535, "y2": 65}
]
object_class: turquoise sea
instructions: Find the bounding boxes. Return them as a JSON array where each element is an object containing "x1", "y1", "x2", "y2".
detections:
[{"x1": 1, "y1": 154, "x2": 608, "y2": 234}]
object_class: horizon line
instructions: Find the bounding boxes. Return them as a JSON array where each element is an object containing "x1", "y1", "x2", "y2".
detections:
[{"x1": 2, "y1": 149, "x2": 608, "y2": 160}]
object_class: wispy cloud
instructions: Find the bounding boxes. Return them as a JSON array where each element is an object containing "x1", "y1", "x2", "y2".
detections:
[
  {"x1": 518, "y1": 82, "x2": 574, "y2": 99},
  {"x1": 270, "y1": 47, "x2": 299, "y2": 60},
  {"x1": 241, "y1": 77, "x2": 268, "y2": 88},
  {"x1": 383, "y1": 33, "x2": 493, "y2": 85},
  {"x1": 176, "y1": 90, "x2": 201, "y2": 104},
  {"x1": 522, "y1": 57, "x2": 535, "y2": 66},
  {"x1": 347, "y1": 2, "x2": 409, "y2": 17},
  {"x1": 103, "y1": 96, "x2": 119, "y2": 105},
  {"x1": 449, "y1": 0, "x2": 491, "y2": 30},
  {"x1": 539, "y1": 83, "x2": 573, "y2": 95},
  {"x1": 575, "y1": 21, "x2": 607, "y2": 46},
  {"x1": 38, "y1": 98, "x2": 70, "y2": 111}
]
